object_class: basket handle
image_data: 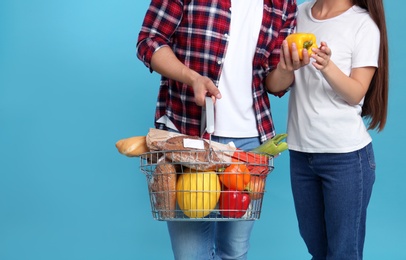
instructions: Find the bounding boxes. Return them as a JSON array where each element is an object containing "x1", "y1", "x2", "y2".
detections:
[
  {"x1": 200, "y1": 97, "x2": 215, "y2": 136},
  {"x1": 205, "y1": 96, "x2": 214, "y2": 134}
]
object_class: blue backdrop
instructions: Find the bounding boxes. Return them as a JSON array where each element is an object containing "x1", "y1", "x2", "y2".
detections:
[{"x1": 1, "y1": 1, "x2": 404, "y2": 259}]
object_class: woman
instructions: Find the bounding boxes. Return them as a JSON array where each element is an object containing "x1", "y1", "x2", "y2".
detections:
[{"x1": 287, "y1": 0, "x2": 388, "y2": 259}]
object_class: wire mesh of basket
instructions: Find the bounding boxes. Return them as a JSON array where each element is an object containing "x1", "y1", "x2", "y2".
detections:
[{"x1": 140, "y1": 149, "x2": 274, "y2": 221}]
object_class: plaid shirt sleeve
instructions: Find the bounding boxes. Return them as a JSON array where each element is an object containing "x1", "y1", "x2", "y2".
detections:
[
  {"x1": 136, "y1": 0, "x2": 184, "y2": 70},
  {"x1": 252, "y1": 0, "x2": 298, "y2": 141},
  {"x1": 268, "y1": 1, "x2": 297, "y2": 70},
  {"x1": 135, "y1": 0, "x2": 232, "y2": 137},
  {"x1": 271, "y1": 0, "x2": 297, "y2": 98}
]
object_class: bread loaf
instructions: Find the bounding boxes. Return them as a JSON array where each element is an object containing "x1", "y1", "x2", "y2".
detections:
[
  {"x1": 149, "y1": 156, "x2": 178, "y2": 218},
  {"x1": 115, "y1": 136, "x2": 149, "y2": 157},
  {"x1": 157, "y1": 135, "x2": 228, "y2": 171}
]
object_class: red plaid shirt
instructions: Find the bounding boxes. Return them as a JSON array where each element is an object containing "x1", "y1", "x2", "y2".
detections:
[{"x1": 137, "y1": 0, "x2": 297, "y2": 142}]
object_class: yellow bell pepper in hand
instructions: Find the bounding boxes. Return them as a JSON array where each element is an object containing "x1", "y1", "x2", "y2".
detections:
[{"x1": 286, "y1": 33, "x2": 318, "y2": 60}]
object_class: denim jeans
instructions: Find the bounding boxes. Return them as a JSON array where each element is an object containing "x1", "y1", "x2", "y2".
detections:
[
  {"x1": 167, "y1": 135, "x2": 261, "y2": 260},
  {"x1": 289, "y1": 143, "x2": 376, "y2": 260}
]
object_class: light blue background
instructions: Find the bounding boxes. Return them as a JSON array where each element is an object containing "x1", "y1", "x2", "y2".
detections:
[{"x1": 0, "y1": 1, "x2": 404, "y2": 259}]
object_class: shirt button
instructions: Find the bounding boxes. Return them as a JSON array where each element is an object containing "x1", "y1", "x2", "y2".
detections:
[{"x1": 217, "y1": 59, "x2": 223, "y2": 65}]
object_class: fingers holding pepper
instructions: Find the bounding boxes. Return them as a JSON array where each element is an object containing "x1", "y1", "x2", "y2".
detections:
[
  {"x1": 279, "y1": 40, "x2": 310, "y2": 71},
  {"x1": 284, "y1": 32, "x2": 314, "y2": 69},
  {"x1": 311, "y1": 41, "x2": 332, "y2": 71}
]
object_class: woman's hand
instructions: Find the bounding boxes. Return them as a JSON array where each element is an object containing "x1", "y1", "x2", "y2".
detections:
[
  {"x1": 311, "y1": 41, "x2": 331, "y2": 71},
  {"x1": 310, "y1": 41, "x2": 375, "y2": 105}
]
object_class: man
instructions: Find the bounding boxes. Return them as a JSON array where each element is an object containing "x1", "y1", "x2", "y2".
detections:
[{"x1": 136, "y1": 0, "x2": 308, "y2": 259}]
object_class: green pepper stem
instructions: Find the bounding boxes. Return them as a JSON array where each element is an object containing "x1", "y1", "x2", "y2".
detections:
[{"x1": 303, "y1": 41, "x2": 313, "y2": 50}]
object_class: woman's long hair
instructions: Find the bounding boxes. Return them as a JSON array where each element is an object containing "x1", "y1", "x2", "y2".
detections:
[{"x1": 354, "y1": 0, "x2": 389, "y2": 131}]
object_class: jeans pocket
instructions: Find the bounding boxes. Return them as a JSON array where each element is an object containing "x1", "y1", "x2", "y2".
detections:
[{"x1": 365, "y1": 142, "x2": 376, "y2": 170}]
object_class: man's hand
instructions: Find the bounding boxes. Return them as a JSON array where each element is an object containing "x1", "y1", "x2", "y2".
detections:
[
  {"x1": 265, "y1": 40, "x2": 311, "y2": 94},
  {"x1": 191, "y1": 75, "x2": 222, "y2": 106},
  {"x1": 279, "y1": 40, "x2": 311, "y2": 72}
]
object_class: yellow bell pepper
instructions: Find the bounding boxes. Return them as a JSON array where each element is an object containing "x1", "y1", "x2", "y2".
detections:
[
  {"x1": 285, "y1": 33, "x2": 318, "y2": 60},
  {"x1": 176, "y1": 169, "x2": 220, "y2": 218}
]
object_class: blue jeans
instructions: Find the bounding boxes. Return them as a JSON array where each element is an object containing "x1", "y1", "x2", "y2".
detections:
[
  {"x1": 168, "y1": 136, "x2": 261, "y2": 260},
  {"x1": 289, "y1": 143, "x2": 376, "y2": 260}
]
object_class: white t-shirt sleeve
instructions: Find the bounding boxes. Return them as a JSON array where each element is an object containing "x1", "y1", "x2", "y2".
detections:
[{"x1": 352, "y1": 20, "x2": 380, "y2": 68}]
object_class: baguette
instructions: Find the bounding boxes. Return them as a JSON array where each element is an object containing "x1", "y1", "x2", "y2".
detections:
[{"x1": 115, "y1": 136, "x2": 149, "y2": 157}]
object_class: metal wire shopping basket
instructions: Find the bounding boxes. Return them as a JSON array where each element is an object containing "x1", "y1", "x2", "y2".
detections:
[{"x1": 139, "y1": 149, "x2": 274, "y2": 221}]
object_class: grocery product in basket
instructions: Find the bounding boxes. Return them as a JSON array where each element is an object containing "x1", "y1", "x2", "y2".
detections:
[
  {"x1": 144, "y1": 128, "x2": 285, "y2": 177},
  {"x1": 145, "y1": 128, "x2": 284, "y2": 162},
  {"x1": 246, "y1": 176, "x2": 265, "y2": 200},
  {"x1": 176, "y1": 169, "x2": 221, "y2": 218},
  {"x1": 115, "y1": 136, "x2": 149, "y2": 157},
  {"x1": 116, "y1": 129, "x2": 287, "y2": 160},
  {"x1": 152, "y1": 135, "x2": 229, "y2": 171},
  {"x1": 219, "y1": 162, "x2": 251, "y2": 191},
  {"x1": 219, "y1": 189, "x2": 251, "y2": 218},
  {"x1": 250, "y1": 133, "x2": 288, "y2": 156},
  {"x1": 146, "y1": 128, "x2": 241, "y2": 156},
  {"x1": 149, "y1": 156, "x2": 178, "y2": 218}
]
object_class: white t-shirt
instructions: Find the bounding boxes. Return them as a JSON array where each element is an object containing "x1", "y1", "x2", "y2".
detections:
[
  {"x1": 214, "y1": 0, "x2": 263, "y2": 137},
  {"x1": 287, "y1": 1, "x2": 380, "y2": 153}
]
